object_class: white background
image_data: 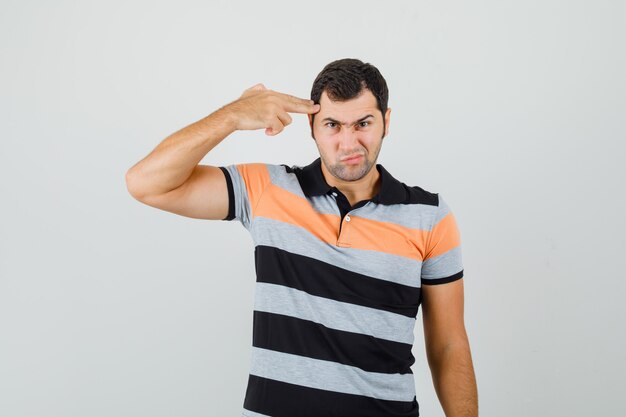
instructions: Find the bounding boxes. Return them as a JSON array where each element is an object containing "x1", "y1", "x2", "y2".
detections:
[{"x1": 1, "y1": 1, "x2": 625, "y2": 416}]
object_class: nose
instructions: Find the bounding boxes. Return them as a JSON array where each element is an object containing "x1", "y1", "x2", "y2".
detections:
[{"x1": 338, "y1": 126, "x2": 360, "y2": 152}]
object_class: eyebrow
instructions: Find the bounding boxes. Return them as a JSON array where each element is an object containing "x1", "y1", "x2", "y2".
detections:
[{"x1": 321, "y1": 114, "x2": 374, "y2": 126}]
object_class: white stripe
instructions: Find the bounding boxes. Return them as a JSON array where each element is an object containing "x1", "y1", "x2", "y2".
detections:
[
  {"x1": 242, "y1": 409, "x2": 273, "y2": 417},
  {"x1": 249, "y1": 346, "x2": 416, "y2": 402},
  {"x1": 254, "y1": 282, "x2": 415, "y2": 345}
]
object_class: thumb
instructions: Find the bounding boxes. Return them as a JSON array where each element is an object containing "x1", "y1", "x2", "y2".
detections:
[{"x1": 265, "y1": 117, "x2": 284, "y2": 136}]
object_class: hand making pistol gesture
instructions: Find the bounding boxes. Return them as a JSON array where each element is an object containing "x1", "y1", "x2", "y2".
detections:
[
  {"x1": 125, "y1": 84, "x2": 320, "y2": 219},
  {"x1": 225, "y1": 83, "x2": 320, "y2": 136}
]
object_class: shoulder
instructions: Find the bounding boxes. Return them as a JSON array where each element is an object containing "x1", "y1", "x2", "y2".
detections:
[
  {"x1": 379, "y1": 164, "x2": 441, "y2": 207},
  {"x1": 228, "y1": 162, "x2": 288, "y2": 176},
  {"x1": 402, "y1": 182, "x2": 440, "y2": 207},
  {"x1": 234, "y1": 162, "x2": 301, "y2": 187},
  {"x1": 402, "y1": 184, "x2": 458, "y2": 224},
  {"x1": 280, "y1": 163, "x2": 302, "y2": 174}
]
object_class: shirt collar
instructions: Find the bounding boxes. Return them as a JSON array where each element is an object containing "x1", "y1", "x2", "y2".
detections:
[{"x1": 294, "y1": 157, "x2": 407, "y2": 205}]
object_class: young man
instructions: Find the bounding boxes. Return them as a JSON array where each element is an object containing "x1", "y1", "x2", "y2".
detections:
[{"x1": 126, "y1": 58, "x2": 478, "y2": 417}]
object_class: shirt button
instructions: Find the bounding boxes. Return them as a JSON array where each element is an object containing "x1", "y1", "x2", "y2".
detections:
[
  {"x1": 331, "y1": 192, "x2": 337, "y2": 197},
  {"x1": 345, "y1": 215, "x2": 351, "y2": 222}
]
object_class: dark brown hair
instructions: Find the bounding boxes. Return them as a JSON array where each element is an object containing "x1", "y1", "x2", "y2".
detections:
[{"x1": 310, "y1": 58, "x2": 389, "y2": 132}]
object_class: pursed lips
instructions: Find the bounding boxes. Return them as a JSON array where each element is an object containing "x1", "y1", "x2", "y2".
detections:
[{"x1": 341, "y1": 154, "x2": 364, "y2": 161}]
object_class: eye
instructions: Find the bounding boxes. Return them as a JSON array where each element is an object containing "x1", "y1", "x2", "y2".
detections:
[
  {"x1": 326, "y1": 122, "x2": 337, "y2": 128},
  {"x1": 359, "y1": 121, "x2": 370, "y2": 127}
]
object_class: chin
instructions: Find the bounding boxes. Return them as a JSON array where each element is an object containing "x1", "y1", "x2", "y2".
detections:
[{"x1": 339, "y1": 161, "x2": 372, "y2": 180}]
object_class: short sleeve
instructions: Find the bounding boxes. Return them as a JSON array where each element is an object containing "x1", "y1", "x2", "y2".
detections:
[
  {"x1": 420, "y1": 194, "x2": 464, "y2": 285},
  {"x1": 218, "y1": 163, "x2": 271, "y2": 230}
]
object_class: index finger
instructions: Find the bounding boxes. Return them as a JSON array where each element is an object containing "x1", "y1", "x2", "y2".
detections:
[{"x1": 275, "y1": 92, "x2": 320, "y2": 114}]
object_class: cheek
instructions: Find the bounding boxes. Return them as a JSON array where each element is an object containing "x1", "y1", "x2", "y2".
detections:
[
  {"x1": 316, "y1": 139, "x2": 342, "y2": 159},
  {"x1": 312, "y1": 125, "x2": 329, "y2": 140},
  {"x1": 362, "y1": 137, "x2": 382, "y2": 154},
  {"x1": 317, "y1": 138, "x2": 335, "y2": 153}
]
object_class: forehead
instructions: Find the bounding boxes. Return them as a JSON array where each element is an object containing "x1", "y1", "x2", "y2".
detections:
[{"x1": 317, "y1": 89, "x2": 379, "y2": 119}]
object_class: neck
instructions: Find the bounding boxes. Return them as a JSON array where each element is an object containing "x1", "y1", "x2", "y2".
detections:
[{"x1": 321, "y1": 162, "x2": 381, "y2": 205}]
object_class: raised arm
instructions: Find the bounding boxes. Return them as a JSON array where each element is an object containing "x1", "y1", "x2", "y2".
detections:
[{"x1": 124, "y1": 84, "x2": 320, "y2": 219}]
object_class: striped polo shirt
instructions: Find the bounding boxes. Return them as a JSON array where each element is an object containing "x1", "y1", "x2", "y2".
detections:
[{"x1": 218, "y1": 157, "x2": 463, "y2": 417}]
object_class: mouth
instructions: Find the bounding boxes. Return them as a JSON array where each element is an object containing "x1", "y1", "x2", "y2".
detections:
[{"x1": 341, "y1": 154, "x2": 364, "y2": 164}]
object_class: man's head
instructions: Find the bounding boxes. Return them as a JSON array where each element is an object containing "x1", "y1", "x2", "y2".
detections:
[{"x1": 308, "y1": 58, "x2": 391, "y2": 183}]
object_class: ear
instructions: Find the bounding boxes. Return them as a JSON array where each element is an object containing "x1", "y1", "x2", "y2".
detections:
[
  {"x1": 383, "y1": 108, "x2": 391, "y2": 138},
  {"x1": 308, "y1": 114, "x2": 315, "y2": 140}
]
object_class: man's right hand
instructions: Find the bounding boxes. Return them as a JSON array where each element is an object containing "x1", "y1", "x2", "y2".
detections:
[
  {"x1": 223, "y1": 83, "x2": 320, "y2": 136},
  {"x1": 126, "y1": 83, "x2": 320, "y2": 220}
]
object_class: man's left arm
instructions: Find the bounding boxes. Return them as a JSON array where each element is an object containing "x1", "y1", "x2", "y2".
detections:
[{"x1": 421, "y1": 278, "x2": 478, "y2": 417}]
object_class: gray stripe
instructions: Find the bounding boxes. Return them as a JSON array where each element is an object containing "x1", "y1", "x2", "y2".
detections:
[
  {"x1": 249, "y1": 346, "x2": 416, "y2": 402},
  {"x1": 353, "y1": 201, "x2": 438, "y2": 231},
  {"x1": 308, "y1": 194, "x2": 341, "y2": 215},
  {"x1": 421, "y1": 246, "x2": 463, "y2": 280},
  {"x1": 223, "y1": 164, "x2": 252, "y2": 230},
  {"x1": 266, "y1": 164, "x2": 339, "y2": 215},
  {"x1": 266, "y1": 164, "x2": 306, "y2": 199},
  {"x1": 434, "y1": 194, "x2": 452, "y2": 223},
  {"x1": 242, "y1": 409, "x2": 272, "y2": 417},
  {"x1": 255, "y1": 282, "x2": 416, "y2": 345},
  {"x1": 250, "y1": 216, "x2": 423, "y2": 288}
]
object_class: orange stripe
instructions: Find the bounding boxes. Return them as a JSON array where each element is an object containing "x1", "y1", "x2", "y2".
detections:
[
  {"x1": 255, "y1": 184, "x2": 429, "y2": 261},
  {"x1": 236, "y1": 163, "x2": 271, "y2": 218},
  {"x1": 425, "y1": 212, "x2": 461, "y2": 260},
  {"x1": 346, "y1": 216, "x2": 429, "y2": 260},
  {"x1": 255, "y1": 184, "x2": 341, "y2": 244}
]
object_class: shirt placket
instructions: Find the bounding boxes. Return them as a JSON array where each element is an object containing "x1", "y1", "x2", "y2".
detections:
[{"x1": 330, "y1": 188, "x2": 367, "y2": 248}]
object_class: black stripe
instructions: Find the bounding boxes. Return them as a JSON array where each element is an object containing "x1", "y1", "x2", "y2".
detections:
[
  {"x1": 254, "y1": 245, "x2": 421, "y2": 318},
  {"x1": 243, "y1": 374, "x2": 419, "y2": 417},
  {"x1": 422, "y1": 270, "x2": 464, "y2": 285},
  {"x1": 218, "y1": 166, "x2": 235, "y2": 221},
  {"x1": 252, "y1": 310, "x2": 415, "y2": 374}
]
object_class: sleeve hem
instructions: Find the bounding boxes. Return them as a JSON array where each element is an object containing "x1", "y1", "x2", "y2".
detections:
[
  {"x1": 421, "y1": 270, "x2": 463, "y2": 285},
  {"x1": 218, "y1": 166, "x2": 236, "y2": 221}
]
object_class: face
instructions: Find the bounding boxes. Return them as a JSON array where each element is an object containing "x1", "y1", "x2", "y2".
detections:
[{"x1": 308, "y1": 89, "x2": 391, "y2": 183}]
